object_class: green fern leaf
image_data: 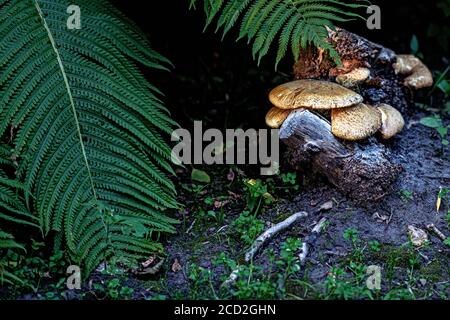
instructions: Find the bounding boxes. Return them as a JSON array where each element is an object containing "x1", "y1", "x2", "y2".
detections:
[
  {"x1": 190, "y1": 0, "x2": 369, "y2": 68},
  {"x1": 0, "y1": 0, "x2": 178, "y2": 275}
]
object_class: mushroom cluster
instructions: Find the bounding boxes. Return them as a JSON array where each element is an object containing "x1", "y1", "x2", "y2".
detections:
[{"x1": 265, "y1": 79, "x2": 406, "y2": 141}]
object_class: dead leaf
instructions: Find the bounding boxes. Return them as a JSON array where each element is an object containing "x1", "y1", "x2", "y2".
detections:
[
  {"x1": 227, "y1": 191, "x2": 241, "y2": 199},
  {"x1": 214, "y1": 200, "x2": 230, "y2": 209},
  {"x1": 171, "y1": 259, "x2": 182, "y2": 273},
  {"x1": 408, "y1": 225, "x2": 428, "y2": 247},
  {"x1": 136, "y1": 258, "x2": 165, "y2": 275},
  {"x1": 372, "y1": 212, "x2": 389, "y2": 223},
  {"x1": 318, "y1": 201, "x2": 333, "y2": 212},
  {"x1": 142, "y1": 256, "x2": 156, "y2": 268}
]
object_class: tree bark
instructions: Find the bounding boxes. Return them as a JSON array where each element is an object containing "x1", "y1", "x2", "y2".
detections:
[
  {"x1": 293, "y1": 27, "x2": 411, "y2": 113},
  {"x1": 280, "y1": 109, "x2": 402, "y2": 202},
  {"x1": 282, "y1": 28, "x2": 411, "y2": 202}
]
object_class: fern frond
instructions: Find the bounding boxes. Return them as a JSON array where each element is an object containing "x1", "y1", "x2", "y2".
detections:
[
  {"x1": 191, "y1": 0, "x2": 369, "y2": 68},
  {"x1": 0, "y1": 147, "x2": 33, "y2": 286},
  {"x1": 0, "y1": 0, "x2": 178, "y2": 274},
  {"x1": 0, "y1": 145, "x2": 38, "y2": 228}
]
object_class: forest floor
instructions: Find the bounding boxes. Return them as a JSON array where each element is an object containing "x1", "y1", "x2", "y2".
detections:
[
  {"x1": 5, "y1": 106, "x2": 449, "y2": 300},
  {"x1": 2, "y1": 3, "x2": 449, "y2": 298}
]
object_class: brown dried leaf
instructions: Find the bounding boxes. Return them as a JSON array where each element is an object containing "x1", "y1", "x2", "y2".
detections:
[
  {"x1": 142, "y1": 256, "x2": 156, "y2": 268},
  {"x1": 171, "y1": 259, "x2": 182, "y2": 273}
]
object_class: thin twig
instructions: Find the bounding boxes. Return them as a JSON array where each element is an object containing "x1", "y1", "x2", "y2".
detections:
[
  {"x1": 222, "y1": 211, "x2": 308, "y2": 288},
  {"x1": 426, "y1": 223, "x2": 447, "y2": 241},
  {"x1": 245, "y1": 211, "x2": 308, "y2": 263},
  {"x1": 299, "y1": 218, "x2": 327, "y2": 265}
]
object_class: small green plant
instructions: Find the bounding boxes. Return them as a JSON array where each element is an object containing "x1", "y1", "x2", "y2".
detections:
[
  {"x1": 420, "y1": 115, "x2": 449, "y2": 146},
  {"x1": 276, "y1": 237, "x2": 302, "y2": 293},
  {"x1": 368, "y1": 240, "x2": 382, "y2": 253},
  {"x1": 231, "y1": 211, "x2": 265, "y2": 247},
  {"x1": 343, "y1": 227, "x2": 365, "y2": 263},
  {"x1": 383, "y1": 288, "x2": 415, "y2": 300},
  {"x1": 322, "y1": 264, "x2": 374, "y2": 300},
  {"x1": 215, "y1": 238, "x2": 302, "y2": 299},
  {"x1": 430, "y1": 66, "x2": 450, "y2": 101},
  {"x1": 188, "y1": 263, "x2": 218, "y2": 300},
  {"x1": 243, "y1": 179, "x2": 275, "y2": 214},
  {"x1": 399, "y1": 189, "x2": 414, "y2": 202},
  {"x1": 444, "y1": 238, "x2": 450, "y2": 247},
  {"x1": 91, "y1": 278, "x2": 135, "y2": 300},
  {"x1": 410, "y1": 34, "x2": 424, "y2": 59}
]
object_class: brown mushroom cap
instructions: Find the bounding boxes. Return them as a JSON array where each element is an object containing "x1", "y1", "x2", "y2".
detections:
[
  {"x1": 377, "y1": 103, "x2": 405, "y2": 139},
  {"x1": 265, "y1": 106, "x2": 293, "y2": 128},
  {"x1": 269, "y1": 79, "x2": 363, "y2": 110},
  {"x1": 331, "y1": 103, "x2": 382, "y2": 140},
  {"x1": 336, "y1": 67, "x2": 370, "y2": 87},
  {"x1": 393, "y1": 54, "x2": 433, "y2": 89},
  {"x1": 404, "y1": 65, "x2": 433, "y2": 89},
  {"x1": 393, "y1": 55, "x2": 421, "y2": 75}
]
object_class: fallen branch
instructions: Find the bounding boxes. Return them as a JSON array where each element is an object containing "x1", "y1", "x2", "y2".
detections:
[
  {"x1": 221, "y1": 266, "x2": 242, "y2": 288},
  {"x1": 222, "y1": 211, "x2": 308, "y2": 288},
  {"x1": 245, "y1": 211, "x2": 308, "y2": 263},
  {"x1": 426, "y1": 223, "x2": 447, "y2": 241},
  {"x1": 299, "y1": 218, "x2": 327, "y2": 265}
]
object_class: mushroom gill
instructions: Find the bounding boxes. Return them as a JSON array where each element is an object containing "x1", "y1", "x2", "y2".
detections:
[{"x1": 265, "y1": 106, "x2": 293, "y2": 128}]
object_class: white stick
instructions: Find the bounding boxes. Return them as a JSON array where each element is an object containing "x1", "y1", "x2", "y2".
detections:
[
  {"x1": 245, "y1": 211, "x2": 308, "y2": 263},
  {"x1": 426, "y1": 223, "x2": 447, "y2": 241},
  {"x1": 299, "y1": 217, "x2": 327, "y2": 265},
  {"x1": 221, "y1": 266, "x2": 242, "y2": 288}
]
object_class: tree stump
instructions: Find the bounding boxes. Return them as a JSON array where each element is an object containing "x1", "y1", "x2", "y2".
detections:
[
  {"x1": 280, "y1": 109, "x2": 402, "y2": 202},
  {"x1": 280, "y1": 27, "x2": 413, "y2": 202},
  {"x1": 293, "y1": 27, "x2": 411, "y2": 113}
]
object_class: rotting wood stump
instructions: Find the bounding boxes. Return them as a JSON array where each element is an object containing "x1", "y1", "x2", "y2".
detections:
[
  {"x1": 280, "y1": 109, "x2": 401, "y2": 202},
  {"x1": 280, "y1": 28, "x2": 414, "y2": 202}
]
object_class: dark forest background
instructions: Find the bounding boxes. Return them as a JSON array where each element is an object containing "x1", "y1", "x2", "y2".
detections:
[{"x1": 113, "y1": 0, "x2": 449, "y2": 130}]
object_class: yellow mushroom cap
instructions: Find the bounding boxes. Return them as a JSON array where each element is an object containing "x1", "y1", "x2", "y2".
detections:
[
  {"x1": 393, "y1": 54, "x2": 433, "y2": 89},
  {"x1": 377, "y1": 103, "x2": 405, "y2": 139},
  {"x1": 331, "y1": 103, "x2": 382, "y2": 141},
  {"x1": 393, "y1": 55, "x2": 421, "y2": 75},
  {"x1": 404, "y1": 65, "x2": 433, "y2": 89},
  {"x1": 265, "y1": 106, "x2": 293, "y2": 128},
  {"x1": 336, "y1": 67, "x2": 370, "y2": 88},
  {"x1": 269, "y1": 79, "x2": 363, "y2": 110}
]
